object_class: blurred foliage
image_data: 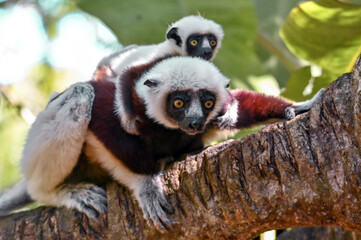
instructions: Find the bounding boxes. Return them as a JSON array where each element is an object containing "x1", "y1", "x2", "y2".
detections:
[
  {"x1": 280, "y1": 0, "x2": 361, "y2": 97},
  {"x1": 77, "y1": 0, "x2": 262, "y2": 84},
  {"x1": 0, "y1": 97, "x2": 27, "y2": 189},
  {"x1": 1, "y1": 0, "x2": 361, "y2": 191}
]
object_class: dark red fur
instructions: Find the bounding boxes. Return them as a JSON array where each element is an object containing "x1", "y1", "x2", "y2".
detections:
[
  {"x1": 88, "y1": 79, "x2": 163, "y2": 174},
  {"x1": 88, "y1": 58, "x2": 204, "y2": 175},
  {"x1": 88, "y1": 57, "x2": 297, "y2": 175},
  {"x1": 227, "y1": 89, "x2": 293, "y2": 129}
]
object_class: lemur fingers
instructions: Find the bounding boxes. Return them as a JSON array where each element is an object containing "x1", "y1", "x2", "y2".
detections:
[
  {"x1": 288, "y1": 88, "x2": 325, "y2": 118},
  {"x1": 45, "y1": 83, "x2": 94, "y2": 126},
  {"x1": 58, "y1": 183, "x2": 107, "y2": 219},
  {"x1": 133, "y1": 175, "x2": 175, "y2": 232}
]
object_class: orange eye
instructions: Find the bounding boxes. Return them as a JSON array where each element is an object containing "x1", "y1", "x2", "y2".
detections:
[
  {"x1": 210, "y1": 40, "x2": 216, "y2": 46},
  {"x1": 174, "y1": 100, "x2": 184, "y2": 108},
  {"x1": 191, "y1": 40, "x2": 198, "y2": 46},
  {"x1": 204, "y1": 100, "x2": 214, "y2": 109}
]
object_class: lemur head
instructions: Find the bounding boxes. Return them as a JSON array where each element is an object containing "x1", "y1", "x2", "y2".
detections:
[
  {"x1": 166, "y1": 15, "x2": 224, "y2": 61},
  {"x1": 136, "y1": 57, "x2": 229, "y2": 135}
]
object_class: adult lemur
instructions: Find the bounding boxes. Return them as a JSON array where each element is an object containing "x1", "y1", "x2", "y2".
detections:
[
  {"x1": 94, "y1": 15, "x2": 224, "y2": 134},
  {"x1": 0, "y1": 57, "x2": 324, "y2": 231}
]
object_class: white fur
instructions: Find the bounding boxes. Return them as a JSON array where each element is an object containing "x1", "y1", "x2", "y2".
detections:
[
  {"x1": 20, "y1": 83, "x2": 98, "y2": 212},
  {"x1": 108, "y1": 15, "x2": 224, "y2": 132},
  {"x1": 166, "y1": 15, "x2": 224, "y2": 59},
  {"x1": 134, "y1": 57, "x2": 230, "y2": 129},
  {"x1": 105, "y1": 15, "x2": 223, "y2": 78},
  {"x1": 111, "y1": 41, "x2": 179, "y2": 78},
  {"x1": 0, "y1": 180, "x2": 28, "y2": 214}
]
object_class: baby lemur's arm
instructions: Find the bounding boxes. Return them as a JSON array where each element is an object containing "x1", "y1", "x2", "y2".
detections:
[{"x1": 217, "y1": 88, "x2": 325, "y2": 130}]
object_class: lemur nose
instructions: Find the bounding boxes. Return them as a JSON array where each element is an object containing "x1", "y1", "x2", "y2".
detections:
[
  {"x1": 189, "y1": 120, "x2": 203, "y2": 131},
  {"x1": 204, "y1": 50, "x2": 212, "y2": 57}
]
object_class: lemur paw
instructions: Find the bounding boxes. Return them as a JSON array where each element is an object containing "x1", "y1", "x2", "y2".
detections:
[
  {"x1": 134, "y1": 176, "x2": 175, "y2": 232},
  {"x1": 289, "y1": 88, "x2": 326, "y2": 117},
  {"x1": 121, "y1": 116, "x2": 142, "y2": 135},
  {"x1": 65, "y1": 183, "x2": 107, "y2": 219},
  {"x1": 47, "y1": 83, "x2": 95, "y2": 124},
  {"x1": 66, "y1": 84, "x2": 95, "y2": 122},
  {"x1": 285, "y1": 107, "x2": 296, "y2": 120}
]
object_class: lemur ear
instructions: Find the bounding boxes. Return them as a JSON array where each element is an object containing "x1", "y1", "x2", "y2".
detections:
[
  {"x1": 144, "y1": 79, "x2": 160, "y2": 88},
  {"x1": 166, "y1": 27, "x2": 182, "y2": 47}
]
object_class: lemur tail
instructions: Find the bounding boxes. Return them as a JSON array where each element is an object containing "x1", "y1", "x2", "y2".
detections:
[{"x1": 0, "y1": 180, "x2": 33, "y2": 216}]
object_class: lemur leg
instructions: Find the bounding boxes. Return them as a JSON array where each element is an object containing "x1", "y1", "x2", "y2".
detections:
[
  {"x1": 132, "y1": 174, "x2": 175, "y2": 231},
  {"x1": 21, "y1": 83, "x2": 107, "y2": 218},
  {"x1": 85, "y1": 133, "x2": 174, "y2": 230}
]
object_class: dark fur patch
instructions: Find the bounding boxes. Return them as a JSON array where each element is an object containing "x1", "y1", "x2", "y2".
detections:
[
  {"x1": 166, "y1": 27, "x2": 182, "y2": 47},
  {"x1": 186, "y1": 34, "x2": 217, "y2": 59}
]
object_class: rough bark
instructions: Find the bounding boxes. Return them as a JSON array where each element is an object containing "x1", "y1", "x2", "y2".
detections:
[{"x1": 1, "y1": 56, "x2": 361, "y2": 240}]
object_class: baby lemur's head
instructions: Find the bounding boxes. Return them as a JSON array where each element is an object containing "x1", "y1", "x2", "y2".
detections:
[{"x1": 166, "y1": 15, "x2": 224, "y2": 61}]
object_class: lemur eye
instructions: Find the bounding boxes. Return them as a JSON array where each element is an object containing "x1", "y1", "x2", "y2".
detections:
[
  {"x1": 210, "y1": 40, "x2": 217, "y2": 46},
  {"x1": 204, "y1": 100, "x2": 214, "y2": 109},
  {"x1": 174, "y1": 100, "x2": 184, "y2": 108},
  {"x1": 191, "y1": 40, "x2": 198, "y2": 46}
]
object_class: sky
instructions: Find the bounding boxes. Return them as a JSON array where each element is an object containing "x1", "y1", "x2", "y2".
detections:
[{"x1": 0, "y1": 3, "x2": 119, "y2": 85}]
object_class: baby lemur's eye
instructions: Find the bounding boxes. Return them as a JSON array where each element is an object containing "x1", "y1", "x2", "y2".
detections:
[
  {"x1": 210, "y1": 40, "x2": 216, "y2": 46},
  {"x1": 191, "y1": 40, "x2": 198, "y2": 46},
  {"x1": 174, "y1": 100, "x2": 184, "y2": 108},
  {"x1": 204, "y1": 100, "x2": 214, "y2": 109}
]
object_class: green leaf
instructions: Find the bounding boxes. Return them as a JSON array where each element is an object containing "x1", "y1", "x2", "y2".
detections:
[
  {"x1": 76, "y1": 0, "x2": 261, "y2": 81},
  {"x1": 280, "y1": 0, "x2": 361, "y2": 77},
  {"x1": 281, "y1": 66, "x2": 311, "y2": 101},
  {"x1": 252, "y1": 0, "x2": 302, "y2": 88}
]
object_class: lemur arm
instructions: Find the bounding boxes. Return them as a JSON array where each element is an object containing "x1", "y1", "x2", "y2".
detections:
[{"x1": 217, "y1": 88, "x2": 325, "y2": 130}]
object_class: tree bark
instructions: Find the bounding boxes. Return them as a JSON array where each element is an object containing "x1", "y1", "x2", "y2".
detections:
[{"x1": 1, "y1": 55, "x2": 361, "y2": 240}]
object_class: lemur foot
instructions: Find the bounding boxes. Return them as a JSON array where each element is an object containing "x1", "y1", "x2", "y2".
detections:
[
  {"x1": 134, "y1": 175, "x2": 175, "y2": 232},
  {"x1": 121, "y1": 116, "x2": 142, "y2": 135},
  {"x1": 285, "y1": 107, "x2": 296, "y2": 120},
  {"x1": 47, "y1": 82, "x2": 95, "y2": 125},
  {"x1": 62, "y1": 183, "x2": 107, "y2": 219},
  {"x1": 286, "y1": 88, "x2": 325, "y2": 119}
]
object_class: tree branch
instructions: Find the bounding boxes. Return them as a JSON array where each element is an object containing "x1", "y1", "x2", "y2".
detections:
[{"x1": 1, "y1": 56, "x2": 361, "y2": 240}]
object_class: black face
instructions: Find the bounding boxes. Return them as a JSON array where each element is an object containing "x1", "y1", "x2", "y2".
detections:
[
  {"x1": 186, "y1": 34, "x2": 218, "y2": 60},
  {"x1": 166, "y1": 90, "x2": 216, "y2": 135}
]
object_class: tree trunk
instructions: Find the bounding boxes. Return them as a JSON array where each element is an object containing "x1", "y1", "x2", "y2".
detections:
[{"x1": 1, "y1": 55, "x2": 361, "y2": 240}]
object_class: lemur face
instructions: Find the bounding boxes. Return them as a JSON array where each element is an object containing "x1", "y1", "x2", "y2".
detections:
[
  {"x1": 165, "y1": 89, "x2": 216, "y2": 135},
  {"x1": 136, "y1": 57, "x2": 229, "y2": 132},
  {"x1": 166, "y1": 16, "x2": 224, "y2": 61},
  {"x1": 186, "y1": 34, "x2": 217, "y2": 60}
]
